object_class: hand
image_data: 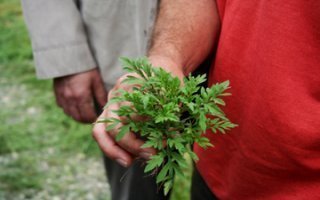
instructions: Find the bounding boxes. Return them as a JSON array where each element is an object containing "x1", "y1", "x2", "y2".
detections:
[
  {"x1": 53, "y1": 68, "x2": 108, "y2": 123},
  {"x1": 92, "y1": 56, "x2": 184, "y2": 167}
]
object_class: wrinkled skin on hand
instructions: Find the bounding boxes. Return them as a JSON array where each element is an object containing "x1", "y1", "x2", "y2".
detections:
[
  {"x1": 92, "y1": 56, "x2": 185, "y2": 167},
  {"x1": 54, "y1": 68, "x2": 108, "y2": 123}
]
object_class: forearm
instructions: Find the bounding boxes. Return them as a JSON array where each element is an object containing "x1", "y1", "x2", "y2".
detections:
[{"x1": 148, "y1": 0, "x2": 220, "y2": 75}]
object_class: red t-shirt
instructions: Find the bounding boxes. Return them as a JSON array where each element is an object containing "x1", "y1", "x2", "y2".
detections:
[{"x1": 194, "y1": 1, "x2": 320, "y2": 199}]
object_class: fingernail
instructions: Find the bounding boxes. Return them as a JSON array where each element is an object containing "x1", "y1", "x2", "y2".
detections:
[
  {"x1": 116, "y1": 159, "x2": 128, "y2": 167},
  {"x1": 139, "y1": 152, "x2": 152, "y2": 160}
]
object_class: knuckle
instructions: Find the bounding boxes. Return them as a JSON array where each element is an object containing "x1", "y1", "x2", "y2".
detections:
[
  {"x1": 115, "y1": 78, "x2": 122, "y2": 86},
  {"x1": 83, "y1": 118, "x2": 94, "y2": 124},
  {"x1": 63, "y1": 91, "x2": 73, "y2": 99},
  {"x1": 77, "y1": 118, "x2": 87, "y2": 124},
  {"x1": 116, "y1": 75, "x2": 127, "y2": 86},
  {"x1": 103, "y1": 150, "x2": 117, "y2": 160},
  {"x1": 73, "y1": 92, "x2": 83, "y2": 101},
  {"x1": 119, "y1": 141, "x2": 139, "y2": 156},
  {"x1": 71, "y1": 115, "x2": 79, "y2": 121}
]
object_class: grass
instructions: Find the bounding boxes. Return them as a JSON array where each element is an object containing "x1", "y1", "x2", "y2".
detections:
[{"x1": 0, "y1": 0, "x2": 192, "y2": 199}]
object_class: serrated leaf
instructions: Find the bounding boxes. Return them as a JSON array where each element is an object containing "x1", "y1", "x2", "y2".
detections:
[
  {"x1": 206, "y1": 104, "x2": 224, "y2": 117},
  {"x1": 196, "y1": 137, "x2": 213, "y2": 148},
  {"x1": 173, "y1": 141, "x2": 185, "y2": 154},
  {"x1": 171, "y1": 152, "x2": 188, "y2": 168},
  {"x1": 164, "y1": 180, "x2": 173, "y2": 195},
  {"x1": 186, "y1": 102, "x2": 195, "y2": 112},
  {"x1": 156, "y1": 162, "x2": 171, "y2": 184},
  {"x1": 98, "y1": 57, "x2": 236, "y2": 196},
  {"x1": 188, "y1": 151, "x2": 199, "y2": 162},
  {"x1": 141, "y1": 140, "x2": 156, "y2": 149},
  {"x1": 199, "y1": 112, "x2": 207, "y2": 131},
  {"x1": 217, "y1": 127, "x2": 226, "y2": 134},
  {"x1": 219, "y1": 80, "x2": 230, "y2": 90},
  {"x1": 167, "y1": 138, "x2": 174, "y2": 148},
  {"x1": 119, "y1": 57, "x2": 135, "y2": 71},
  {"x1": 115, "y1": 125, "x2": 130, "y2": 141},
  {"x1": 104, "y1": 97, "x2": 122, "y2": 109},
  {"x1": 121, "y1": 75, "x2": 144, "y2": 85},
  {"x1": 144, "y1": 154, "x2": 164, "y2": 173},
  {"x1": 172, "y1": 162, "x2": 184, "y2": 177},
  {"x1": 142, "y1": 95, "x2": 150, "y2": 109},
  {"x1": 105, "y1": 121, "x2": 120, "y2": 131},
  {"x1": 214, "y1": 98, "x2": 225, "y2": 106}
]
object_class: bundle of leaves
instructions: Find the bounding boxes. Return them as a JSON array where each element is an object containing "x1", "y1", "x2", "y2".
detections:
[{"x1": 101, "y1": 57, "x2": 236, "y2": 195}]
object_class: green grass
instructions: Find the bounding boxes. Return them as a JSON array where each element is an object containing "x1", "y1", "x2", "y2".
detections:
[
  {"x1": 0, "y1": 1, "x2": 102, "y2": 198},
  {"x1": 0, "y1": 0, "x2": 191, "y2": 199}
]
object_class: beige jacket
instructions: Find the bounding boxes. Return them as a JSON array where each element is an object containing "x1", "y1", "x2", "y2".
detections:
[{"x1": 21, "y1": 0, "x2": 158, "y2": 89}]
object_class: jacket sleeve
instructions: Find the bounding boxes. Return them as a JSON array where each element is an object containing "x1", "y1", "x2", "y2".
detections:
[{"x1": 21, "y1": 0, "x2": 97, "y2": 79}]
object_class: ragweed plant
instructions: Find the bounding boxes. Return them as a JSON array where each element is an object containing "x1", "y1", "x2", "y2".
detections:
[{"x1": 99, "y1": 57, "x2": 236, "y2": 195}]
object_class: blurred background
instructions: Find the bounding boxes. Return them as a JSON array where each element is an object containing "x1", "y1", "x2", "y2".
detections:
[{"x1": 0, "y1": 0, "x2": 190, "y2": 199}]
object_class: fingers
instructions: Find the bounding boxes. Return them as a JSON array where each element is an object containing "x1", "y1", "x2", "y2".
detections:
[
  {"x1": 106, "y1": 102, "x2": 152, "y2": 157},
  {"x1": 62, "y1": 85, "x2": 96, "y2": 123},
  {"x1": 115, "y1": 131, "x2": 156, "y2": 159},
  {"x1": 76, "y1": 100, "x2": 96, "y2": 123},
  {"x1": 93, "y1": 103, "x2": 155, "y2": 166},
  {"x1": 92, "y1": 75, "x2": 108, "y2": 108},
  {"x1": 92, "y1": 72, "x2": 160, "y2": 166},
  {"x1": 93, "y1": 122, "x2": 133, "y2": 167},
  {"x1": 53, "y1": 69, "x2": 104, "y2": 123},
  {"x1": 68, "y1": 105, "x2": 81, "y2": 121}
]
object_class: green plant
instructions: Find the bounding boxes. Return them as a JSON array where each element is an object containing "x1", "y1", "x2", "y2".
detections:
[{"x1": 100, "y1": 57, "x2": 236, "y2": 195}]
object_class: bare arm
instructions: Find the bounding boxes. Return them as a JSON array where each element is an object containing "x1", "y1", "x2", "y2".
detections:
[
  {"x1": 148, "y1": 0, "x2": 220, "y2": 75},
  {"x1": 93, "y1": 0, "x2": 221, "y2": 166}
]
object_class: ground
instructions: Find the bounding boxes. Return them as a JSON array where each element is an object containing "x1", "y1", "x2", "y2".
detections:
[{"x1": 0, "y1": 0, "x2": 191, "y2": 200}]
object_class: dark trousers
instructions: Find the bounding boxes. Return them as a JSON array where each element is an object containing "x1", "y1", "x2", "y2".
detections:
[
  {"x1": 103, "y1": 156, "x2": 168, "y2": 200},
  {"x1": 191, "y1": 167, "x2": 218, "y2": 200}
]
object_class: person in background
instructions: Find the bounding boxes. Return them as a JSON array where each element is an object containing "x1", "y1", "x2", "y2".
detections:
[
  {"x1": 93, "y1": 0, "x2": 320, "y2": 199},
  {"x1": 21, "y1": 0, "x2": 168, "y2": 199}
]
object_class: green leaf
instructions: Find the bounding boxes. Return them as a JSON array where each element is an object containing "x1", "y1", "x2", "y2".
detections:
[
  {"x1": 206, "y1": 104, "x2": 224, "y2": 117},
  {"x1": 141, "y1": 140, "x2": 156, "y2": 149},
  {"x1": 144, "y1": 154, "x2": 164, "y2": 173},
  {"x1": 98, "y1": 57, "x2": 237, "y2": 195},
  {"x1": 188, "y1": 151, "x2": 199, "y2": 162},
  {"x1": 173, "y1": 141, "x2": 185, "y2": 154},
  {"x1": 142, "y1": 95, "x2": 150, "y2": 109},
  {"x1": 156, "y1": 162, "x2": 171, "y2": 184},
  {"x1": 115, "y1": 125, "x2": 130, "y2": 141},
  {"x1": 171, "y1": 152, "x2": 188, "y2": 168},
  {"x1": 219, "y1": 80, "x2": 230, "y2": 90},
  {"x1": 104, "y1": 96, "x2": 122, "y2": 108},
  {"x1": 119, "y1": 57, "x2": 135, "y2": 72},
  {"x1": 196, "y1": 137, "x2": 214, "y2": 148},
  {"x1": 186, "y1": 102, "x2": 195, "y2": 112},
  {"x1": 199, "y1": 112, "x2": 207, "y2": 131},
  {"x1": 121, "y1": 75, "x2": 144, "y2": 85},
  {"x1": 214, "y1": 98, "x2": 226, "y2": 106},
  {"x1": 105, "y1": 121, "x2": 120, "y2": 131},
  {"x1": 172, "y1": 162, "x2": 184, "y2": 177},
  {"x1": 164, "y1": 180, "x2": 173, "y2": 196}
]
